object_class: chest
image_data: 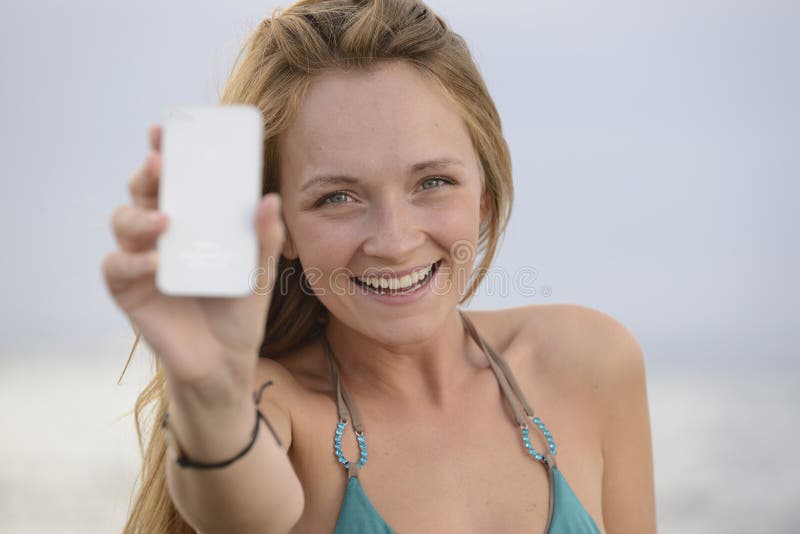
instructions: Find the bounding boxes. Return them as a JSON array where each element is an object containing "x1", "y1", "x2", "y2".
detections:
[
  {"x1": 287, "y1": 367, "x2": 603, "y2": 533},
  {"x1": 345, "y1": 405, "x2": 553, "y2": 533}
]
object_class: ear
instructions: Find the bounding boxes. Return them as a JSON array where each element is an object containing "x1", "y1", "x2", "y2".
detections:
[{"x1": 479, "y1": 192, "x2": 490, "y2": 227}]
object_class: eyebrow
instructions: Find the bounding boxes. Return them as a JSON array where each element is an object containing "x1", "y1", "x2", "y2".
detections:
[{"x1": 299, "y1": 158, "x2": 464, "y2": 193}]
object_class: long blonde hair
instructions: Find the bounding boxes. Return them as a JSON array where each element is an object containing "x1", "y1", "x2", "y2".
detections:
[{"x1": 121, "y1": 1, "x2": 513, "y2": 531}]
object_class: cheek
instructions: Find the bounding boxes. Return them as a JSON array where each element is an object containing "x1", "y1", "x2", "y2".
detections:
[
  {"x1": 296, "y1": 218, "x2": 358, "y2": 269},
  {"x1": 424, "y1": 193, "x2": 482, "y2": 260}
]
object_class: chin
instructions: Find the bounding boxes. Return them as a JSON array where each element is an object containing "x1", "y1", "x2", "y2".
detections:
[{"x1": 360, "y1": 310, "x2": 447, "y2": 347}]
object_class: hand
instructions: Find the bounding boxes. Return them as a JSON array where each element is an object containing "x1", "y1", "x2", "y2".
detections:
[{"x1": 102, "y1": 124, "x2": 285, "y2": 396}]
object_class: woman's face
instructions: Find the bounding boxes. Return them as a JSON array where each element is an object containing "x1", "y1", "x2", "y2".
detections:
[{"x1": 278, "y1": 60, "x2": 486, "y2": 344}]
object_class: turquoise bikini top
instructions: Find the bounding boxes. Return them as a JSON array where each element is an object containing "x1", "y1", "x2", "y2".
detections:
[{"x1": 320, "y1": 310, "x2": 601, "y2": 534}]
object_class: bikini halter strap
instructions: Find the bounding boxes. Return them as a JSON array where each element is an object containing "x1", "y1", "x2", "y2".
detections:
[
  {"x1": 320, "y1": 309, "x2": 557, "y2": 481},
  {"x1": 458, "y1": 309, "x2": 558, "y2": 530},
  {"x1": 319, "y1": 330, "x2": 367, "y2": 479},
  {"x1": 458, "y1": 310, "x2": 558, "y2": 470}
]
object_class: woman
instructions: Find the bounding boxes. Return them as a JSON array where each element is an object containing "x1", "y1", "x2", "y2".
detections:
[{"x1": 104, "y1": 1, "x2": 655, "y2": 532}]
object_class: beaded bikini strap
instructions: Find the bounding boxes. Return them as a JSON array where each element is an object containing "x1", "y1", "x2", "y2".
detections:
[
  {"x1": 458, "y1": 310, "x2": 558, "y2": 469},
  {"x1": 320, "y1": 331, "x2": 368, "y2": 479},
  {"x1": 458, "y1": 310, "x2": 557, "y2": 530}
]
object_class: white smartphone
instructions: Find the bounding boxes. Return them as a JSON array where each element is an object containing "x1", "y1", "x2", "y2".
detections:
[{"x1": 156, "y1": 105, "x2": 264, "y2": 297}]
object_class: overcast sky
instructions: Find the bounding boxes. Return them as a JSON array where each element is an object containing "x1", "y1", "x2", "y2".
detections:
[{"x1": 0, "y1": 0, "x2": 797, "y2": 363}]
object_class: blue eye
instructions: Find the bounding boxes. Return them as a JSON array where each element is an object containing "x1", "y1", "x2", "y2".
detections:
[
  {"x1": 420, "y1": 176, "x2": 454, "y2": 190},
  {"x1": 317, "y1": 191, "x2": 353, "y2": 207},
  {"x1": 315, "y1": 177, "x2": 454, "y2": 208}
]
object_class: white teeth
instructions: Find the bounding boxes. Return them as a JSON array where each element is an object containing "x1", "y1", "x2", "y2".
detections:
[{"x1": 357, "y1": 262, "x2": 436, "y2": 292}]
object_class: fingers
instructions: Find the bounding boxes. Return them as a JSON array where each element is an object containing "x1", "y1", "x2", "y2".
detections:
[
  {"x1": 111, "y1": 204, "x2": 168, "y2": 252},
  {"x1": 102, "y1": 124, "x2": 164, "y2": 299},
  {"x1": 128, "y1": 151, "x2": 161, "y2": 209},
  {"x1": 102, "y1": 249, "x2": 159, "y2": 293},
  {"x1": 149, "y1": 124, "x2": 162, "y2": 152}
]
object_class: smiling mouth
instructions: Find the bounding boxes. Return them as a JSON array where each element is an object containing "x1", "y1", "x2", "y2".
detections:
[{"x1": 353, "y1": 260, "x2": 442, "y2": 296}]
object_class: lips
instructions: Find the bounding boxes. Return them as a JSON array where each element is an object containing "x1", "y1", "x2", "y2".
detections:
[
  {"x1": 353, "y1": 259, "x2": 441, "y2": 294},
  {"x1": 352, "y1": 259, "x2": 442, "y2": 282}
]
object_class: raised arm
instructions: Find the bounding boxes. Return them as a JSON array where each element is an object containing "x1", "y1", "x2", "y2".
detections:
[{"x1": 103, "y1": 124, "x2": 304, "y2": 533}]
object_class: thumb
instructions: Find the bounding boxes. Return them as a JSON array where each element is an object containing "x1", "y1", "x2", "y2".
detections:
[{"x1": 254, "y1": 193, "x2": 285, "y2": 291}]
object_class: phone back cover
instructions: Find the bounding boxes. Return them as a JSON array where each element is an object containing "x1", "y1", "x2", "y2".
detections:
[{"x1": 156, "y1": 105, "x2": 263, "y2": 296}]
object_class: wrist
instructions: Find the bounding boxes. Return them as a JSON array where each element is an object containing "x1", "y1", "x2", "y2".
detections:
[
  {"x1": 164, "y1": 385, "x2": 256, "y2": 465},
  {"x1": 162, "y1": 378, "x2": 282, "y2": 469}
]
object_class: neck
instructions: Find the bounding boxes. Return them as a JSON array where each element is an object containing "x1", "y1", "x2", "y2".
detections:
[{"x1": 322, "y1": 308, "x2": 486, "y2": 411}]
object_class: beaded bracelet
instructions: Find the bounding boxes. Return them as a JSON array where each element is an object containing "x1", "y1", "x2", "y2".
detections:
[{"x1": 160, "y1": 379, "x2": 283, "y2": 470}]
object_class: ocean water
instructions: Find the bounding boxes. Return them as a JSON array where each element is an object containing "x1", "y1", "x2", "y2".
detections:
[{"x1": 1, "y1": 342, "x2": 798, "y2": 533}]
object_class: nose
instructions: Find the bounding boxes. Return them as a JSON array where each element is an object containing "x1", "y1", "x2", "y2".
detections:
[{"x1": 361, "y1": 197, "x2": 425, "y2": 263}]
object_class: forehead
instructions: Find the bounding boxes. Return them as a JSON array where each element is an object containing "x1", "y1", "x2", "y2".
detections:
[{"x1": 278, "y1": 60, "x2": 475, "y2": 185}]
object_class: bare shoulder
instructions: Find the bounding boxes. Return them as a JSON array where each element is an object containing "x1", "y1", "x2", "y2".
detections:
[
  {"x1": 513, "y1": 303, "x2": 644, "y2": 377},
  {"x1": 514, "y1": 305, "x2": 655, "y2": 530},
  {"x1": 461, "y1": 303, "x2": 645, "y2": 391}
]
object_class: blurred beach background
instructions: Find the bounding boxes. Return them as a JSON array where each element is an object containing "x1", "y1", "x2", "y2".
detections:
[{"x1": 1, "y1": 0, "x2": 797, "y2": 532}]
